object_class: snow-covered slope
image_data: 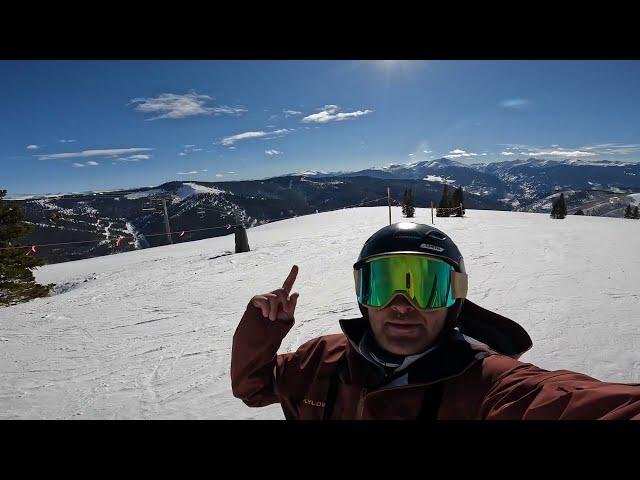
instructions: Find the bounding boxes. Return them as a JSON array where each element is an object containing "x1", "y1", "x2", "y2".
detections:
[{"x1": 1, "y1": 207, "x2": 640, "y2": 419}]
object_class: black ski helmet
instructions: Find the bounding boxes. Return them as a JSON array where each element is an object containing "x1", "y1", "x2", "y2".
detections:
[{"x1": 354, "y1": 222, "x2": 466, "y2": 330}]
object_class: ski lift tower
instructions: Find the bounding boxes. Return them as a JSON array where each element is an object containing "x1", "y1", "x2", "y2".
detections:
[{"x1": 141, "y1": 193, "x2": 174, "y2": 245}]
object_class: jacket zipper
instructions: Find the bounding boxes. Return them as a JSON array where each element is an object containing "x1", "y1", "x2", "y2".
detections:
[{"x1": 357, "y1": 358, "x2": 482, "y2": 418}]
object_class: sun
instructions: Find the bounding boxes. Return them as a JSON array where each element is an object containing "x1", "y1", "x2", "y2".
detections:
[{"x1": 370, "y1": 60, "x2": 422, "y2": 73}]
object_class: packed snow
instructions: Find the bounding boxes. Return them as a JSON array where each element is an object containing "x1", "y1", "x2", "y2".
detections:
[
  {"x1": 628, "y1": 193, "x2": 640, "y2": 205},
  {"x1": 1, "y1": 207, "x2": 640, "y2": 419},
  {"x1": 124, "y1": 189, "x2": 165, "y2": 200},
  {"x1": 174, "y1": 183, "x2": 226, "y2": 201},
  {"x1": 424, "y1": 175, "x2": 456, "y2": 184}
]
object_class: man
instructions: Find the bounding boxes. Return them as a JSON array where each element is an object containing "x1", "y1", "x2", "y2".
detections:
[{"x1": 231, "y1": 222, "x2": 640, "y2": 419}]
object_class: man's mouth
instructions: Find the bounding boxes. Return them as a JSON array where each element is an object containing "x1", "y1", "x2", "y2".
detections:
[{"x1": 384, "y1": 321, "x2": 422, "y2": 334}]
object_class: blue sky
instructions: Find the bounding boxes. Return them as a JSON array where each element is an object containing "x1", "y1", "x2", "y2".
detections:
[{"x1": 2, "y1": 60, "x2": 640, "y2": 195}]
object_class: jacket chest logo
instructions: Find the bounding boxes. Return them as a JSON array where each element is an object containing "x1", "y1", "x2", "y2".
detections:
[{"x1": 303, "y1": 398, "x2": 326, "y2": 408}]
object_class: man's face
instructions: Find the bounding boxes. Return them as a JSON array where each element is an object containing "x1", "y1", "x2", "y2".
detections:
[{"x1": 367, "y1": 294, "x2": 448, "y2": 355}]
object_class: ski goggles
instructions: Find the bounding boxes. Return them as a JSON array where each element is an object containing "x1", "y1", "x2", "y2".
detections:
[{"x1": 353, "y1": 254, "x2": 468, "y2": 310}]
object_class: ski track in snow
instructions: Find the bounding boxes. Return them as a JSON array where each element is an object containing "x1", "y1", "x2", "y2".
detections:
[{"x1": 1, "y1": 207, "x2": 639, "y2": 419}]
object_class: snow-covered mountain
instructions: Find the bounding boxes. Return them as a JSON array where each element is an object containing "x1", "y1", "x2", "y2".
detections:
[
  {"x1": 9, "y1": 157, "x2": 640, "y2": 265},
  {"x1": 9, "y1": 177, "x2": 504, "y2": 264},
  {"x1": 1, "y1": 207, "x2": 639, "y2": 419},
  {"x1": 520, "y1": 190, "x2": 640, "y2": 217},
  {"x1": 306, "y1": 157, "x2": 640, "y2": 208}
]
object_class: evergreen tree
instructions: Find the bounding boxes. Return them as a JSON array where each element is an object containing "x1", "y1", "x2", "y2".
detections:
[
  {"x1": 550, "y1": 193, "x2": 567, "y2": 219},
  {"x1": 624, "y1": 204, "x2": 633, "y2": 219},
  {"x1": 437, "y1": 185, "x2": 451, "y2": 217},
  {"x1": 0, "y1": 190, "x2": 52, "y2": 306},
  {"x1": 550, "y1": 197, "x2": 558, "y2": 218},
  {"x1": 438, "y1": 184, "x2": 450, "y2": 208},
  {"x1": 452, "y1": 187, "x2": 464, "y2": 209},
  {"x1": 633, "y1": 206, "x2": 640, "y2": 219},
  {"x1": 575, "y1": 209, "x2": 585, "y2": 215},
  {"x1": 558, "y1": 193, "x2": 567, "y2": 218},
  {"x1": 402, "y1": 188, "x2": 415, "y2": 218},
  {"x1": 452, "y1": 187, "x2": 465, "y2": 216}
]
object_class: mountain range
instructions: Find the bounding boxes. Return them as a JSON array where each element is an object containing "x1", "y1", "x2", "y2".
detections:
[{"x1": 7, "y1": 157, "x2": 640, "y2": 264}]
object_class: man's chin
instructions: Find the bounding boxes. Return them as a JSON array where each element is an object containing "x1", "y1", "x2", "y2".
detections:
[{"x1": 379, "y1": 334, "x2": 428, "y2": 356}]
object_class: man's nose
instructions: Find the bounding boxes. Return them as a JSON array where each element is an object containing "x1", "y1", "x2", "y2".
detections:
[{"x1": 389, "y1": 294, "x2": 415, "y2": 314}]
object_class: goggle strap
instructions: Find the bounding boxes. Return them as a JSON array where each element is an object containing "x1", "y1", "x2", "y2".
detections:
[{"x1": 452, "y1": 271, "x2": 468, "y2": 299}]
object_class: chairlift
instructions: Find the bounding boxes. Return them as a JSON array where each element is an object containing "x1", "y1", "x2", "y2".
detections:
[{"x1": 142, "y1": 200, "x2": 161, "y2": 213}]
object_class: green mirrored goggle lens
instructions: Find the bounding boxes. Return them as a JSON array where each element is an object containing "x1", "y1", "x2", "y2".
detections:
[{"x1": 355, "y1": 254, "x2": 456, "y2": 309}]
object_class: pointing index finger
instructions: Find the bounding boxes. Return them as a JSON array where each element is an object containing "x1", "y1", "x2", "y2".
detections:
[{"x1": 282, "y1": 265, "x2": 299, "y2": 294}]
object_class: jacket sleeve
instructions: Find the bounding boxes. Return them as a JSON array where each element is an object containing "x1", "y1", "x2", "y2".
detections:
[
  {"x1": 478, "y1": 356, "x2": 640, "y2": 420},
  {"x1": 231, "y1": 301, "x2": 296, "y2": 407}
]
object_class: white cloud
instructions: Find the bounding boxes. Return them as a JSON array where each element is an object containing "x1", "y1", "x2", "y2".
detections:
[
  {"x1": 221, "y1": 129, "x2": 289, "y2": 146},
  {"x1": 445, "y1": 149, "x2": 479, "y2": 158},
  {"x1": 527, "y1": 149, "x2": 596, "y2": 158},
  {"x1": 59, "y1": 139, "x2": 77, "y2": 143},
  {"x1": 129, "y1": 92, "x2": 247, "y2": 120},
  {"x1": 227, "y1": 171, "x2": 236, "y2": 174},
  {"x1": 501, "y1": 143, "x2": 640, "y2": 159},
  {"x1": 179, "y1": 152, "x2": 186, "y2": 156},
  {"x1": 26, "y1": 144, "x2": 39, "y2": 150},
  {"x1": 499, "y1": 98, "x2": 532, "y2": 109},
  {"x1": 125, "y1": 155, "x2": 150, "y2": 162},
  {"x1": 215, "y1": 174, "x2": 224, "y2": 177},
  {"x1": 202, "y1": 169, "x2": 208, "y2": 172},
  {"x1": 408, "y1": 153, "x2": 414, "y2": 156},
  {"x1": 211, "y1": 106, "x2": 247, "y2": 115},
  {"x1": 177, "y1": 171, "x2": 199, "y2": 175},
  {"x1": 192, "y1": 148, "x2": 203, "y2": 152},
  {"x1": 301, "y1": 105, "x2": 373, "y2": 123},
  {"x1": 499, "y1": 144, "x2": 530, "y2": 151},
  {"x1": 580, "y1": 143, "x2": 640, "y2": 156},
  {"x1": 184, "y1": 144, "x2": 196, "y2": 148},
  {"x1": 265, "y1": 149, "x2": 282, "y2": 156},
  {"x1": 72, "y1": 161, "x2": 98, "y2": 168},
  {"x1": 501, "y1": 151, "x2": 515, "y2": 156},
  {"x1": 37, "y1": 148, "x2": 152, "y2": 160},
  {"x1": 423, "y1": 150, "x2": 432, "y2": 154},
  {"x1": 283, "y1": 109, "x2": 302, "y2": 117}
]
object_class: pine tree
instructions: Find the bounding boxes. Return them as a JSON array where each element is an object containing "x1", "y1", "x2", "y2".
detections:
[
  {"x1": 550, "y1": 197, "x2": 558, "y2": 218},
  {"x1": 0, "y1": 190, "x2": 52, "y2": 306},
  {"x1": 452, "y1": 187, "x2": 464, "y2": 216},
  {"x1": 452, "y1": 187, "x2": 464, "y2": 209},
  {"x1": 402, "y1": 188, "x2": 415, "y2": 218},
  {"x1": 402, "y1": 188, "x2": 407, "y2": 216},
  {"x1": 558, "y1": 193, "x2": 567, "y2": 218},
  {"x1": 436, "y1": 184, "x2": 452, "y2": 217},
  {"x1": 624, "y1": 204, "x2": 633, "y2": 219},
  {"x1": 634, "y1": 206, "x2": 640, "y2": 219},
  {"x1": 575, "y1": 209, "x2": 585, "y2": 215},
  {"x1": 550, "y1": 193, "x2": 567, "y2": 219}
]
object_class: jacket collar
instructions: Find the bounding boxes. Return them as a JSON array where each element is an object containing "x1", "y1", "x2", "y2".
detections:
[{"x1": 339, "y1": 317, "x2": 483, "y2": 386}]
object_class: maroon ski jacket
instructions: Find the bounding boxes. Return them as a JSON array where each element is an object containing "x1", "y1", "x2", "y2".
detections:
[{"x1": 231, "y1": 301, "x2": 640, "y2": 420}]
